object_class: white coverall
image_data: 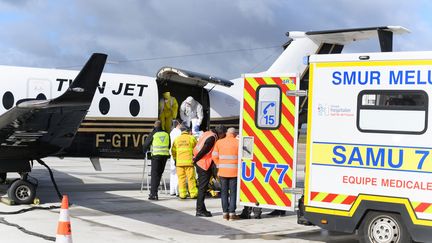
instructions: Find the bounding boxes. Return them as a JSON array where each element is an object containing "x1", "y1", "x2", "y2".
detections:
[
  {"x1": 180, "y1": 96, "x2": 203, "y2": 129},
  {"x1": 169, "y1": 126, "x2": 182, "y2": 195}
]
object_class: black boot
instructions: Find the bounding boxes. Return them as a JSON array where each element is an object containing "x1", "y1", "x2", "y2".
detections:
[{"x1": 239, "y1": 207, "x2": 251, "y2": 219}]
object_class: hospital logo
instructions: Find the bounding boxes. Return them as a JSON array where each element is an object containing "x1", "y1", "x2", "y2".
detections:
[{"x1": 317, "y1": 104, "x2": 329, "y2": 116}]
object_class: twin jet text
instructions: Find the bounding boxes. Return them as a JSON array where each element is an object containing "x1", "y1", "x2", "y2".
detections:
[{"x1": 56, "y1": 79, "x2": 148, "y2": 96}]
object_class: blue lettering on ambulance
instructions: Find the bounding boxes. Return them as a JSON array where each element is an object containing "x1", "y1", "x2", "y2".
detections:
[
  {"x1": 389, "y1": 70, "x2": 432, "y2": 85},
  {"x1": 348, "y1": 147, "x2": 363, "y2": 166},
  {"x1": 241, "y1": 161, "x2": 255, "y2": 182},
  {"x1": 417, "y1": 70, "x2": 427, "y2": 85},
  {"x1": 405, "y1": 70, "x2": 416, "y2": 85},
  {"x1": 332, "y1": 71, "x2": 380, "y2": 85},
  {"x1": 388, "y1": 149, "x2": 403, "y2": 168},
  {"x1": 389, "y1": 71, "x2": 403, "y2": 84},
  {"x1": 240, "y1": 161, "x2": 289, "y2": 185},
  {"x1": 366, "y1": 148, "x2": 385, "y2": 167},
  {"x1": 332, "y1": 145, "x2": 404, "y2": 169},
  {"x1": 344, "y1": 72, "x2": 356, "y2": 85},
  {"x1": 416, "y1": 150, "x2": 430, "y2": 169},
  {"x1": 371, "y1": 71, "x2": 381, "y2": 84},
  {"x1": 332, "y1": 71, "x2": 342, "y2": 85},
  {"x1": 332, "y1": 146, "x2": 346, "y2": 164}
]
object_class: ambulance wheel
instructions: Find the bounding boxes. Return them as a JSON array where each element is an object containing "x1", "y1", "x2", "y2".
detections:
[
  {"x1": 359, "y1": 211, "x2": 412, "y2": 243},
  {"x1": 7, "y1": 179, "x2": 36, "y2": 205}
]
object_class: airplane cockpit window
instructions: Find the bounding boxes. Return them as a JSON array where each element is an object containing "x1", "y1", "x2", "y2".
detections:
[
  {"x1": 36, "y1": 93, "x2": 47, "y2": 100},
  {"x1": 2, "y1": 91, "x2": 14, "y2": 110}
]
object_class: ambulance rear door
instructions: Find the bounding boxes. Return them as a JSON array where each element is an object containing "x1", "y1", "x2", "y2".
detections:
[{"x1": 238, "y1": 74, "x2": 300, "y2": 211}]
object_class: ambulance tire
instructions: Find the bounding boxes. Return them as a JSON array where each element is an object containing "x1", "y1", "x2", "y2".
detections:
[{"x1": 358, "y1": 211, "x2": 412, "y2": 243}]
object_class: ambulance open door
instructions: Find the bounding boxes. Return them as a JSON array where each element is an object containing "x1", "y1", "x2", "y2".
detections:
[{"x1": 238, "y1": 74, "x2": 300, "y2": 211}]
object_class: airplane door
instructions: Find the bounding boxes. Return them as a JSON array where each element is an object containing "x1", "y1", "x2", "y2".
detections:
[
  {"x1": 238, "y1": 74, "x2": 299, "y2": 211},
  {"x1": 27, "y1": 79, "x2": 52, "y2": 100}
]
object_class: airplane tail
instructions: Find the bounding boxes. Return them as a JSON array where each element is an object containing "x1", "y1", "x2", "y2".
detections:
[
  {"x1": 265, "y1": 26, "x2": 410, "y2": 76},
  {"x1": 51, "y1": 53, "x2": 107, "y2": 105}
]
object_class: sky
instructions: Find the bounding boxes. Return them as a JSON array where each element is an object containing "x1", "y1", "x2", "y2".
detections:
[{"x1": 0, "y1": 0, "x2": 432, "y2": 79}]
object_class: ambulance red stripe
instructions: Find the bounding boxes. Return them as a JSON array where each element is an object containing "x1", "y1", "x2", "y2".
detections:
[
  {"x1": 240, "y1": 180, "x2": 257, "y2": 203},
  {"x1": 275, "y1": 79, "x2": 297, "y2": 126},
  {"x1": 310, "y1": 191, "x2": 319, "y2": 200},
  {"x1": 243, "y1": 101, "x2": 294, "y2": 187},
  {"x1": 243, "y1": 85, "x2": 294, "y2": 192},
  {"x1": 322, "y1": 193, "x2": 338, "y2": 203},
  {"x1": 242, "y1": 121, "x2": 292, "y2": 206},
  {"x1": 254, "y1": 77, "x2": 296, "y2": 167},
  {"x1": 244, "y1": 79, "x2": 256, "y2": 99},
  {"x1": 415, "y1": 203, "x2": 432, "y2": 213},
  {"x1": 244, "y1": 78, "x2": 295, "y2": 169},
  {"x1": 341, "y1": 195, "x2": 357, "y2": 205}
]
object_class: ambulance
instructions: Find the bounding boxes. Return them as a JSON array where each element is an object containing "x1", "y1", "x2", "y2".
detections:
[
  {"x1": 238, "y1": 27, "x2": 432, "y2": 243},
  {"x1": 302, "y1": 51, "x2": 432, "y2": 243}
]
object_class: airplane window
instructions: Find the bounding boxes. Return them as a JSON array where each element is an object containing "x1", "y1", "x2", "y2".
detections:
[
  {"x1": 129, "y1": 99, "x2": 140, "y2": 117},
  {"x1": 2, "y1": 91, "x2": 14, "y2": 110},
  {"x1": 99, "y1": 97, "x2": 110, "y2": 115},
  {"x1": 36, "y1": 93, "x2": 47, "y2": 100}
]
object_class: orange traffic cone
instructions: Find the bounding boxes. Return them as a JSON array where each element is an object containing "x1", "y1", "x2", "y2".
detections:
[{"x1": 55, "y1": 195, "x2": 72, "y2": 243}]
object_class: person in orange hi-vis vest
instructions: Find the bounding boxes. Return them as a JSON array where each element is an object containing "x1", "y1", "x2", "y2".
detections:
[
  {"x1": 212, "y1": 127, "x2": 240, "y2": 221},
  {"x1": 193, "y1": 125, "x2": 226, "y2": 217}
]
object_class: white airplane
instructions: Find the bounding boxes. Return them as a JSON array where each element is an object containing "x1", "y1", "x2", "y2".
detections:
[{"x1": 0, "y1": 26, "x2": 408, "y2": 204}]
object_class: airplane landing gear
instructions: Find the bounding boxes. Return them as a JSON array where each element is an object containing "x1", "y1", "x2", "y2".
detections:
[
  {"x1": 0, "y1": 173, "x2": 6, "y2": 184},
  {"x1": 7, "y1": 173, "x2": 37, "y2": 205}
]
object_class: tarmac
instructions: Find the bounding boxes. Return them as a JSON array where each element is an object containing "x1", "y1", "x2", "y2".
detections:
[{"x1": 0, "y1": 144, "x2": 360, "y2": 242}]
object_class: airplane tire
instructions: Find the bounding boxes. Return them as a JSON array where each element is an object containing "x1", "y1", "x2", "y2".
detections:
[{"x1": 8, "y1": 179, "x2": 36, "y2": 205}]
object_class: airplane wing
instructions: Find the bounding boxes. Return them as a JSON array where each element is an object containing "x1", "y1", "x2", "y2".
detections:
[
  {"x1": 157, "y1": 67, "x2": 234, "y2": 87},
  {"x1": 0, "y1": 53, "x2": 107, "y2": 160}
]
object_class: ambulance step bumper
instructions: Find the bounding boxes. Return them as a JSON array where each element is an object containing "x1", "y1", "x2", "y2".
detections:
[{"x1": 283, "y1": 187, "x2": 304, "y2": 195}]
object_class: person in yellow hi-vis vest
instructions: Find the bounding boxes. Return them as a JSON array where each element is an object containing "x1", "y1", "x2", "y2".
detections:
[
  {"x1": 142, "y1": 120, "x2": 170, "y2": 200},
  {"x1": 171, "y1": 123, "x2": 198, "y2": 199},
  {"x1": 159, "y1": 91, "x2": 178, "y2": 131}
]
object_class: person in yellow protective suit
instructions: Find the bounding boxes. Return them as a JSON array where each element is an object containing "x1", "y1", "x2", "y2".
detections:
[
  {"x1": 159, "y1": 91, "x2": 178, "y2": 131},
  {"x1": 171, "y1": 123, "x2": 198, "y2": 199}
]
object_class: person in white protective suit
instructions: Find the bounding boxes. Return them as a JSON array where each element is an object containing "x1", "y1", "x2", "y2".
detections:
[
  {"x1": 169, "y1": 119, "x2": 182, "y2": 196},
  {"x1": 180, "y1": 96, "x2": 203, "y2": 133}
]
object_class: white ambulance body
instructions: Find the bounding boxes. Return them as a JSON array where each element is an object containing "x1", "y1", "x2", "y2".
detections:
[
  {"x1": 236, "y1": 27, "x2": 409, "y2": 213},
  {"x1": 304, "y1": 51, "x2": 432, "y2": 242}
]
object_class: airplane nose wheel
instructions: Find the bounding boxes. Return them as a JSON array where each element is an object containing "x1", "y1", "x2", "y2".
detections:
[
  {"x1": 0, "y1": 173, "x2": 6, "y2": 184},
  {"x1": 8, "y1": 179, "x2": 36, "y2": 205}
]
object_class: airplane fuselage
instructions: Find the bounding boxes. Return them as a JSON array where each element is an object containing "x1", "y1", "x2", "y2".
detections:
[{"x1": 0, "y1": 66, "x2": 241, "y2": 159}]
